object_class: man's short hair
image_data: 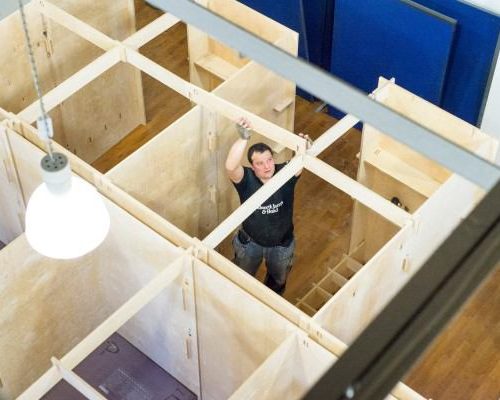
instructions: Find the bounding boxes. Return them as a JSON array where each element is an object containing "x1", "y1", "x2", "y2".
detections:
[{"x1": 247, "y1": 143, "x2": 273, "y2": 164}]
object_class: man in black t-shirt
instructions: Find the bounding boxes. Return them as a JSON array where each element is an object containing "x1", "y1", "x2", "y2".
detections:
[{"x1": 225, "y1": 117, "x2": 311, "y2": 295}]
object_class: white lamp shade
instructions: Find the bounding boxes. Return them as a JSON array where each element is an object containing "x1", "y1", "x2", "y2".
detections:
[{"x1": 25, "y1": 175, "x2": 110, "y2": 259}]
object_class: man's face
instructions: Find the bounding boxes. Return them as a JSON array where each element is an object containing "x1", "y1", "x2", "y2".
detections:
[{"x1": 250, "y1": 150, "x2": 275, "y2": 181}]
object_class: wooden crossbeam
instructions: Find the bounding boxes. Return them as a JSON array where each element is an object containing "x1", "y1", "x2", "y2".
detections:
[
  {"x1": 18, "y1": 48, "x2": 121, "y2": 123},
  {"x1": 37, "y1": 0, "x2": 118, "y2": 51},
  {"x1": 309, "y1": 79, "x2": 394, "y2": 157},
  {"x1": 51, "y1": 358, "x2": 107, "y2": 400},
  {"x1": 309, "y1": 114, "x2": 359, "y2": 157},
  {"x1": 125, "y1": 48, "x2": 304, "y2": 151},
  {"x1": 125, "y1": 48, "x2": 190, "y2": 94},
  {"x1": 124, "y1": 13, "x2": 180, "y2": 49},
  {"x1": 194, "y1": 54, "x2": 240, "y2": 81},
  {"x1": 304, "y1": 155, "x2": 411, "y2": 227}
]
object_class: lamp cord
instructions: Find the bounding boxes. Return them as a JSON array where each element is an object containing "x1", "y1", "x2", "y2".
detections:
[{"x1": 18, "y1": 0, "x2": 54, "y2": 160}]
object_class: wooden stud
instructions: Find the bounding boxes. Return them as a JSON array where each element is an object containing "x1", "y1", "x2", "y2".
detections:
[
  {"x1": 304, "y1": 155, "x2": 411, "y2": 227},
  {"x1": 51, "y1": 358, "x2": 107, "y2": 400},
  {"x1": 309, "y1": 114, "x2": 360, "y2": 157}
]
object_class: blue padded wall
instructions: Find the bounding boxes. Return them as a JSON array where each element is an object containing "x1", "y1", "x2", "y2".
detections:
[
  {"x1": 409, "y1": 0, "x2": 500, "y2": 124},
  {"x1": 303, "y1": 0, "x2": 334, "y2": 70},
  {"x1": 330, "y1": 0, "x2": 456, "y2": 120}
]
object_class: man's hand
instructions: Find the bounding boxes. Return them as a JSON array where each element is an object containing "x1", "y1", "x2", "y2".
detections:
[
  {"x1": 237, "y1": 117, "x2": 252, "y2": 140},
  {"x1": 298, "y1": 132, "x2": 313, "y2": 149}
]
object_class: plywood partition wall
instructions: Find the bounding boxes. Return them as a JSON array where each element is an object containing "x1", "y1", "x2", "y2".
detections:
[
  {"x1": 193, "y1": 257, "x2": 299, "y2": 399},
  {"x1": 0, "y1": 0, "x2": 145, "y2": 163},
  {"x1": 0, "y1": 163, "x2": 183, "y2": 400},
  {"x1": 314, "y1": 79, "x2": 499, "y2": 345},
  {"x1": 213, "y1": 60, "x2": 296, "y2": 152},
  {"x1": 105, "y1": 106, "x2": 216, "y2": 237},
  {"x1": 0, "y1": 125, "x2": 25, "y2": 244},
  {"x1": 116, "y1": 256, "x2": 200, "y2": 396},
  {"x1": 229, "y1": 333, "x2": 336, "y2": 400},
  {"x1": 188, "y1": 0, "x2": 298, "y2": 91}
]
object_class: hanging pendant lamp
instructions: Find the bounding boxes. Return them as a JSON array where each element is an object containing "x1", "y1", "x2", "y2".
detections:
[{"x1": 19, "y1": 0, "x2": 110, "y2": 259}]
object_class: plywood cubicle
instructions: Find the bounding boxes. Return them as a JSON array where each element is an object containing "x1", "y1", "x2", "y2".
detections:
[
  {"x1": 0, "y1": 127, "x2": 340, "y2": 400},
  {"x1": 311, "y1": 78, "x2": 498, "y2": 344},
  {"x1": 0, "y1": 1, "x2": 343, "y2": 399},
  {"x1": 2, "y1": 0, "x2": 495, "y2": 399}
]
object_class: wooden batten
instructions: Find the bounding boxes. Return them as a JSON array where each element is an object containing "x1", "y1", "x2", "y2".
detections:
[
  {"x1": 203, "y1": 157, "x2": 302, "y2": 248},
  {"x1": 124, "y1": 13, "x2": 180, "y2": 49},
  {"x1": 125, "y1": 47, "x2": 305, "y2": 152},
  {"x1": 50, "y1": 358, "x2": 107, "y2": 400},
  {"x1": 304, "y1": 155, "x2": 411, "y2": 229}
]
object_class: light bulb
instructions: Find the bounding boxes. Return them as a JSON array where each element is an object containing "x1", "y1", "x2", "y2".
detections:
[{"x1": 25, "y1": 153, "x2": 110, "y2": 259}]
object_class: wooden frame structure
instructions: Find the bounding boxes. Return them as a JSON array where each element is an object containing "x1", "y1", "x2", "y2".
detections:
[{"x1": 0, "y1": 1, "x2": 497, "y2": 399}]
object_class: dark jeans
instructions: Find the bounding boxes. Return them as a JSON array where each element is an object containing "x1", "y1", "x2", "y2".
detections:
[{"x1": 232, "y1": 232, "x2": 295, "y2": 295}]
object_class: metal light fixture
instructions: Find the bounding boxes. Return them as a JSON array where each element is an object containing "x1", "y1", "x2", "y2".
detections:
[{"x1": 19, "y1": 0, "x2": 110, "y2": 259}]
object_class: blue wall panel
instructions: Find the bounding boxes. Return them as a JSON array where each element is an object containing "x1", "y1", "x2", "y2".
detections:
[
  {"x1": 330, "y1": 0, "x2": 456, "y2": 117},
  {"x1": 303, "y1": 0, "x2": 334, "y2": 70},
  {"x1": 410, "y1": 0, "x2": 500, "y2": 124}
]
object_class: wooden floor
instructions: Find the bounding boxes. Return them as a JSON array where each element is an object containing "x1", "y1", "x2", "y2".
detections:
[
  {"x1": 405, "y1": 267, "x2": 500, "y2": 400},
  {"x1": 93, "y1": 3, "x2": 500, "y2": 399}
]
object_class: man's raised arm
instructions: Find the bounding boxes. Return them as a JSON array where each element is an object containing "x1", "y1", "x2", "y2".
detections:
[{"x1": 225, "y1": 117, "x2": 252, "y2": 183}]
